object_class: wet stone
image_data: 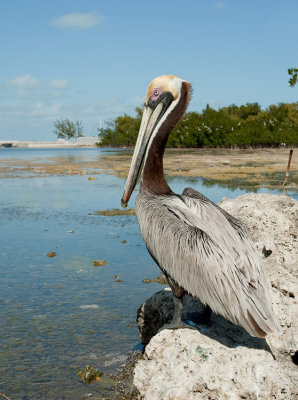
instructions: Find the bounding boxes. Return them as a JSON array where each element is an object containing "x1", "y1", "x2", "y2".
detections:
[
  {"x1": 47, "y1": 251, "x2": 57, "y2": 258},
  {"x1": 92, "y1": 260, "x2": 107, "y2": 267}
]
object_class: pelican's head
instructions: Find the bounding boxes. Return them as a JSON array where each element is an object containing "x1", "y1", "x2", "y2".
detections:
[{"x1": 121, "y1": 74, "x2": 191, "y2": 207}]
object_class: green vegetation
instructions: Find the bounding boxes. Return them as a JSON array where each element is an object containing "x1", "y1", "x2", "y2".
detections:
[
  {"x1": 98, "y1": 102, "x2": 298, "y2": 148},
  {"x1": 98, "y1": 107, "x2": 142, "y2": 147},
  {"x1": 53, "y1": 119, "x2": 83, "y2": 141},
  {"x1": 288, "y1": 67, "x2": 298, "y2": 87}
]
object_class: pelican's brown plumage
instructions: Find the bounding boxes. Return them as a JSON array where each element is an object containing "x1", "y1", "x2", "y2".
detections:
[{"x1": 121, "y1": 75, "x2": 280, "y2": 337}]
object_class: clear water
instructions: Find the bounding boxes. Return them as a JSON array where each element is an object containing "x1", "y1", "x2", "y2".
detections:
[{"x1": 0, "y1": 148, "x2": 296, "y2": 399}]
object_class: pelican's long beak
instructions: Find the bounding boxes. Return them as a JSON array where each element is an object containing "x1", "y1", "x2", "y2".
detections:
[{"x1": 121, "y1": 103, "x2": 163, "y2": 207}]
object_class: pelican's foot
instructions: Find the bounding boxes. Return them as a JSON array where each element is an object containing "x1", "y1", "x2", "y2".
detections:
[
  {"x1": 185, "y1": 305, "x2": 212, "y2": 326},
  {"x1": 160, "y1": 319, "x2": 198, "y2": 331}
]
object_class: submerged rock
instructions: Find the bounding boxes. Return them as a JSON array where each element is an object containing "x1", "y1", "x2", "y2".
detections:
[
  {"x1": 142, "y1": 275, "x2": 168, "y2": 285},
  {"x1": 77, "y1": 365, "x2": 102, "y2": 383},
  {"x1": 92, "y1": 260, "x2": 107, "y2": 267},
  {"x1": 133, "y1": 193, "x2": 298, "y2": 400},
  {"x1": 47, "y1": 251, "x2": 56, "y2": 258}
]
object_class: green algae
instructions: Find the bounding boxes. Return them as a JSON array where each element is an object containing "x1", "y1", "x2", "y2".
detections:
[
  {"x1": 143, "y1": 275, "x2": 168, "y2": 285},
  {"x1": 94, "y1": 208, "x2": 135, "y2": 216},
  {"x1": 77, "y1": 365, "x2": 103, "y2": 383}
]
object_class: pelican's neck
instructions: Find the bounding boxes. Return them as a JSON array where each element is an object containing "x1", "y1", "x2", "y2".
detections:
[
  {"x1": 141, "y1": 130, "x2": 171, "y2": 195},
  {"x1": 140, "y1": 81, "x2": 191, "y2": 195}
]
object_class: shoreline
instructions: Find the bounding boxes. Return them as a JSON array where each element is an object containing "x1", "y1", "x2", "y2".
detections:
[
  {"x1": 0, "y1": 139, "x2": 100, "y2": 148},
  {"x1": 0, "y1": 147, "x2": 296, "y2": 191},
  {"x1": 1, "y1": 140, "x2": 297, "y2": 149}
]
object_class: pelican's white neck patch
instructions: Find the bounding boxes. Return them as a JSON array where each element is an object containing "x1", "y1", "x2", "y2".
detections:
[{"x1": 168, "y1": 76, "x2": 183, "y2": 97}]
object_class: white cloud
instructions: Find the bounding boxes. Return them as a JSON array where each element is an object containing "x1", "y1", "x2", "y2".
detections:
[
  {"x1": 4, "y1": 75, "x2": 70, "y2": 98},
  {"x1": 48, "y1": 79, "x2": 69, "y2": 89},
  {"x1": 50, "y1": 12, "x2": 104, "y2": 30},
  {"x1": 0, "y1": 101, "x2": 62, "y2": 119},
  {"x1": 7, "y1": 74, "x2": 39, "y2": 89}
]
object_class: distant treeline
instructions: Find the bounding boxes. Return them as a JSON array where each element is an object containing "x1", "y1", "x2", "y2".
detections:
[{"x1": 98, "y1": 102, "x2": 298, "y2": 147}]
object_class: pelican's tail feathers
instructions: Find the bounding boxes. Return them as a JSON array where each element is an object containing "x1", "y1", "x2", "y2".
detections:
[{"x1": 235, "y1": 284, "x2": 281, "y2": 338}]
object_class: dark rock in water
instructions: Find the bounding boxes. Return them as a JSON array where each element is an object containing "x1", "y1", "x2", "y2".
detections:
[
  {"x1": 137, "y1": 289, "x2": 204, "y2": 345},
  {"x1": 47, "y1": 251, "x2": 57, "y2": 258},
  {"x1": 137, "y1": 290, "x2": 173, "y2": 345}
]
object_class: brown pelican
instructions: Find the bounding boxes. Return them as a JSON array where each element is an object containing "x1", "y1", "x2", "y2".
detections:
[{"x1": 121, "y1": 75, "x2": 280, "y2": 338}]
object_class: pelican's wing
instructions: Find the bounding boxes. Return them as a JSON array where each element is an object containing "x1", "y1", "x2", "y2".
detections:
[
  {"x1": 136, "y1": 191, "x2": 280, "y2": 337},
  {"x1": 182, "y1": 187, "x2": 250, "y2": 240}
]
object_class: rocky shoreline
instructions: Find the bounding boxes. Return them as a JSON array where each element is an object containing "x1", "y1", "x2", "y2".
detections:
[{"x1": 115, "y1": 193, "x2": 297, "y2": 400}]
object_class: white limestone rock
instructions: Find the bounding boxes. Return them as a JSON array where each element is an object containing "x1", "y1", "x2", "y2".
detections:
[{"x1": 134, "y1": 329, "x2": 295, "y2": 400}]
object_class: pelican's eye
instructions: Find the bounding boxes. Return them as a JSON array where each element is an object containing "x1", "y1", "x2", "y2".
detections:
[{"x1": 151, "y1": 88, "x2": 162, "y2": 101}]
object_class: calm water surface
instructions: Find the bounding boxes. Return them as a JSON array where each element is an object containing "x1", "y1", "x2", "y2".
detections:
[{"x1": 0, "y1": 148, "x2": 296, "y2": 399}]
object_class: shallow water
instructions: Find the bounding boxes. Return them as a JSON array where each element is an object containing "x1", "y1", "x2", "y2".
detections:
[{"x1": 0, "y1": 148, "x2": 296, "y2": 399}]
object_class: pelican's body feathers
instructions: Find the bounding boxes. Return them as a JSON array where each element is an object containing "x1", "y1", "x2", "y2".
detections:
[{"x1": 136, "y1": 188, "x2": 279, "y2": 337}]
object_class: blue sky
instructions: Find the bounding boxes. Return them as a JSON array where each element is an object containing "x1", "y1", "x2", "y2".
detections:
[{"x1": 0, "y1": 0, "x2": 297, "y2": 141}]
